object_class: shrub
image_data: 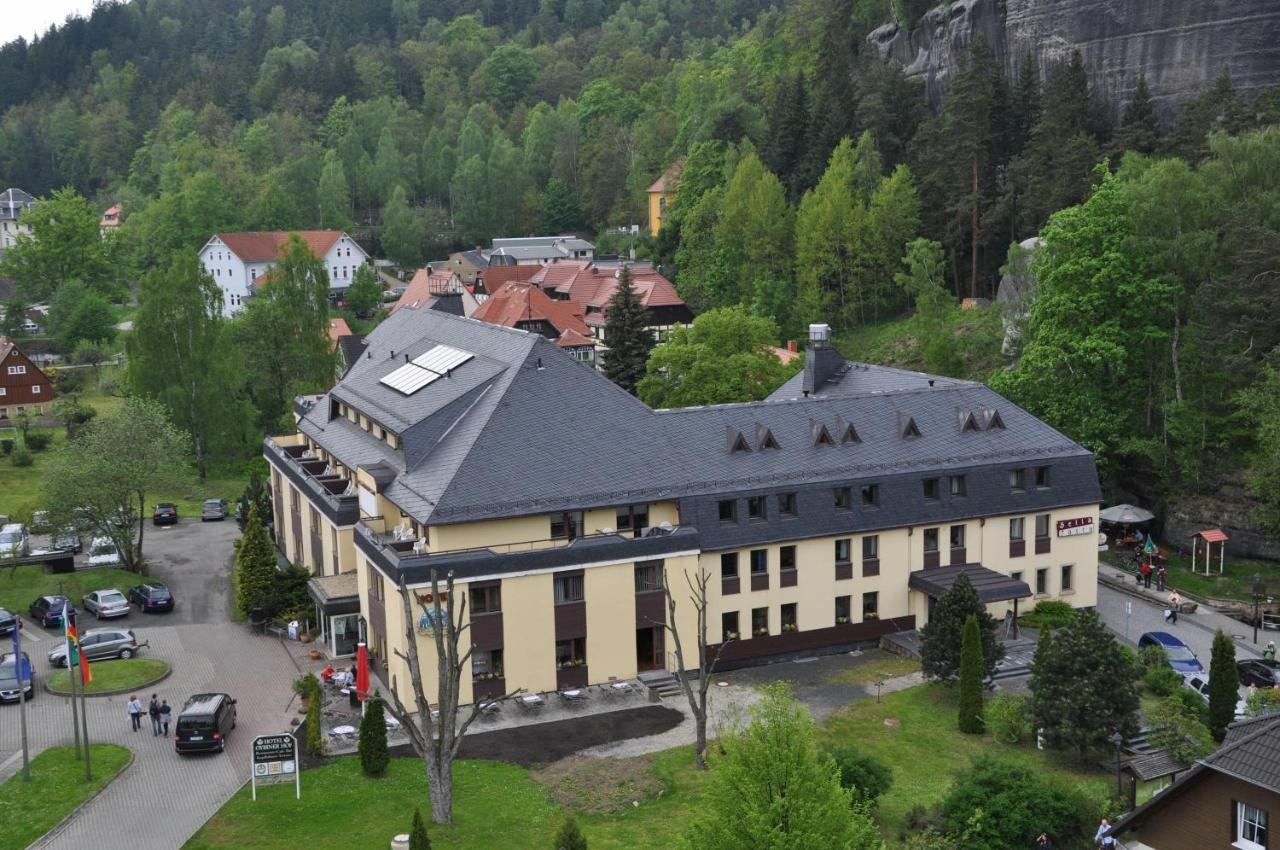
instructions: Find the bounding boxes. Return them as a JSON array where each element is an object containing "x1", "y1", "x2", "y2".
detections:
[
  {"x1": 293, "y1": 672, "x2": 321, "y2": 701},
  {"x1": 554, "y1": 816, "x2": 587, "y2": 850},
  {"x1": 11, "y1": 445, "x2": 32, "y2": 467},
  {"x1": 0, "y1": 438, "x2": 12, "y2": 455},
  {"x1": 941, "y1": 756, "x2": 1099, "y2": 849},
  {"x1": 1148, "y1": 694, "x2": 1215, "y2": 763},
  {"x1": 359, "y1": 697, "x2": 390, "y2": 777},
  {"x1": 958, "y1": 614, "x2": 985, "y2": 734},
  {"x1": 24, "y1": 432, "x2": 50, "y2": 451},
  {"x1": 1143, "y1": 666, "x2": 1184, "y2": 697},
  {"x1": 409, "y1": 807, "x2": 431, "y2": 850},
  {"x1": 1246, "y1": 687, "x2": 1280, "y2": 717},
  {"x1": 304, "y1": 696, "x2": 326, "y2": 758},
  {"x1": 1020, "y1": 600, "x2": 1075, "y2": 630},
  {"x1": 985, "y1": 693, "x2": 1031, "y2": 744},
  {"x1": 1208, "y1": 629, "x2": 1238, "y2": 742},
  {"x1": 1139, "y1": 644, "x2": 1169, "y2": 671},
  {"x1": 825, "y1": 745, "x2": 893, "y2": 802}
]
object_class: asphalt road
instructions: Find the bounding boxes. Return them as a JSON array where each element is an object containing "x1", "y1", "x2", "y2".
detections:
[{"x1": 0, "y1": 517, "x2": 303, "y2": 850}]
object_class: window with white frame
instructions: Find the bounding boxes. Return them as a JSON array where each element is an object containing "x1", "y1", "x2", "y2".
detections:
[
  {"x1": 31, "y1": 385, "x2": 40, "y2": 394},
  {"x1": 1237, "y1": 802, "x2": 1267, "y2": 850},
  {"x1": 8, "y1": 364, "x2": 27, "y2": 375}
]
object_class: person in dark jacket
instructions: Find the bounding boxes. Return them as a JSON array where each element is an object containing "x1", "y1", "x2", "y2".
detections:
[
  {"x1": 148, "y1": 693, "x2": 162, "y2": 736},
  {"x1": 1036, "y1": 833, "x2": 1054, "y2": 850}
]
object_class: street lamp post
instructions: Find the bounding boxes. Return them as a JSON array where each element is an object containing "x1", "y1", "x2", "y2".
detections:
[
  {"x1": 1110, "y1": 730, "x2": 1124, "y2": 801},
  {"x1": 1253, "y1": 573, "x2": 1267, "y2": 645}
]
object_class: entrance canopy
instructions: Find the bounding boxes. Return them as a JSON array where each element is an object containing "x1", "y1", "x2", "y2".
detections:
[
  {"x1": 909, "y1": 564, "x2": 1032, "y2": 603},
  {"x1": 306, "y1": 571, "x2": 361, "y2": 617}
]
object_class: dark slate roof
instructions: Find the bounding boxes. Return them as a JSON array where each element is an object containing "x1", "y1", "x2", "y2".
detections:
[
  {"x1": 772, "y1": 357, "x2": 973, "y2": 400},
  {"x1": 0, "y1": 188, "x2": 35, "y2": 221},
  {"x1": 428, "y1": 293, "x2": 466, "y2": 316},
  {"x1": 336, "y1": 335, "x2": 367, "y2": 372},
  {"x1": 907, "y1": 564, "x2": 1032, "y2": 602},
  {"x1": 1121, "y1": 749, "x2": 1187, "y2": 781},
  {"x1": 298, "y1": 312, "x2": 1098, "y2": 527}
]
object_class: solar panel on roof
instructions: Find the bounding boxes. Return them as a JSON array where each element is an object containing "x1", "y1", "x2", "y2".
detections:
[{"x1": 379, "y1": 344, "x2": 473, "y2": 395}]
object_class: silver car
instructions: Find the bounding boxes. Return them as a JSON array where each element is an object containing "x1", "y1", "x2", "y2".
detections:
[
  {"x1": 48, "y1": 628, "x2": 139, "y2": 667},
  {"x1": 201, "y1": 499, "x2": 229, "y2": 521},
  {"x1": 81, "y1": 589, "x2": 130, "y2": 620}
]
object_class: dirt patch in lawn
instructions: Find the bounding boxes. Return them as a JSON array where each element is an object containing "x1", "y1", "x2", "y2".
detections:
[{"x1": 533, "y1": 754, "x2": 666, "y2": 814}]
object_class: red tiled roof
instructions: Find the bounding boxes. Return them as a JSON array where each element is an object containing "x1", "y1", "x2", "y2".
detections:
[
  {"x1": 555, "y1": 327, "x2": 596, "y2": 348},
  {"x1": 327, "y1": 317, "x2": 353, "y2": 348},
  {"x1": 476, "y1": 264, "x2": 541, "y2": 293},
  {"x1": 1194, "y1": 528, "x2": 1229, "y2": 543},
  {"x1": 647, "y1": 157, "x2": 686, "y2": 194},
  {"x1": 100, "y1": 203, "x2": 121, "y2": 227},
  {"x1": 472, "y1": 282, "x2": 592, "y2": 338},
  {"x1": 392, "y1": 267, "x2": 461, "y2": 314},
  {"x1": 530, "y1": 259, "x2": 593, "y2": 289},
  {"x1": 217, "y1": 231, "x2": 345, "y2": 263}
]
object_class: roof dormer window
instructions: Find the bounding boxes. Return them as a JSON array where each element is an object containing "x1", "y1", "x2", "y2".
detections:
[
  {"x1": 727, "y1": 427, "x2": 752, "y2": 454},
  {"x1": 757, "y1": 425, "x2": 780, "y2": 451}
]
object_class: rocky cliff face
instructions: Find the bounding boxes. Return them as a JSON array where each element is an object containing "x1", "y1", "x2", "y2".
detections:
[{"x1": 868, "y1": 0, "x2": 1280, "y2": 117}]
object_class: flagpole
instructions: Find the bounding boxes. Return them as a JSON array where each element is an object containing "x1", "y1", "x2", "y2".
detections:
[
  {"x1": 65, "y1": 604, "x2": 82, "y2": 761},
  {"x1": 15, "y1": 622, "x2": 30, "y2": 781},
  {"x1": 78, "y1": 649, "x2": 91, "y2": 782}
]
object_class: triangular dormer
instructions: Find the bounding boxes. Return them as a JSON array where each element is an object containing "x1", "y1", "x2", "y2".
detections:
[
  {"x1": 727, "y1": 426, "x2": 752, "y2": 454},
  {"x1": 959, "y1": 410, "x2": 982, "y2": 433},
  {"x1": 836, "y1": 416, "x2": 860, "y2": 444},
  {"x1": 756, "y1": 423, "x2": 781, "y2": 451},
  {"x1": 900, "y1": 415, "x2": 922, "y2": 440},
  {"x1": 984, "y1": 409, "x2": 1006, "y2": 431},
  {"x1": 811, "y1": 419, "x2": 835, "y2": 447}
]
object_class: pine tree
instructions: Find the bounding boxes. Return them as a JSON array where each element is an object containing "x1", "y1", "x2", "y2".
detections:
[
  {"x1": 1029, "y1": 610, "x2": 1140, "y2": 756},
  {"x1": 762, "y1": 70, "x2": 809, "y2": 201},
  {"x1": 235, "y1": 504, "x2": 277, "y2": 617},
  {"x1": 554, "y1": 816, "x2": 588, "y2": 850},
  {"x1": 1111, "y1": 73, "x2": 1159, "y2": 156},
  {"x1": 601, "y1": 266, "x2": 653, "y2": 395},
  {"x1": 919, "y1": 572, "x2": 1004, "y2": 681},
  {"x1": 409, "y1": 807, "x2": 432, "y2": 850},
  {"x1": 1207, "y1": 629, "x2": 1238, "y2": 742},
  {"x1": 958, "y1": 614, "x2": 985, "y2": 734},
  {"x1": 360, "y1": 696, "x2": 390, "y2": 776},
  {"x1": 1008, "y1": 53, "x2": 1040, "y2": 156}
]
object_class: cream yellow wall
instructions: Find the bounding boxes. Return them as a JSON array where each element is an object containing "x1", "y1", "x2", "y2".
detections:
[
  {"x1": 430, "y1": 514, "x2": 557, "y2": 553},
  {"x1": 499, "y1": 573, "x2": 558, "y2": 694},
  {"x1": 648, "y1": 191, "x2": 675, "y2": 234},
  {"x1": 585, "y1": 564, "x2": 638, "y2": 681},
  {"x1": 662, "y1": 554, "x2": 705, "y2": 671}
]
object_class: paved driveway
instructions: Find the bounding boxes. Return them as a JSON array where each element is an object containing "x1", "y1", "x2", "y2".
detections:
[{"x1": 0, "y1": 519, "x2": 303, "y2": 850}]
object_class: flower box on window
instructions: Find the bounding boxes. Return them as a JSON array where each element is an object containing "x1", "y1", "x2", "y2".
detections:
[
  {"x1": 724, "y1": 631, "x2": 739, "y2": 640},
  {"x1": 753, "y1": 627, "x2": 769, "y2": 637},
  {"x1": 865, "y1": 612, "x2": 879, "y2": 620},
  {"x1": 782, "y1": 623, "x2": 798, "y2": 632},
  {"x1": 835, "y1": 616, "x2": 849, "y2": 625}
]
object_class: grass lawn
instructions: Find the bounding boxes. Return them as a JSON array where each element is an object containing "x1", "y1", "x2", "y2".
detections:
[
  {"x1": 818, "y1": 683, "x2": 1111, "y2": 832},
  {"x1": 831, "y1": 306, "x2": 1004, "y2": 383},
  {"x1": 0, "y1": 744, "x2": 132, "y2": 848},
  {"x1": 48, "y1": 658, "x2": 169, "y2": 695},
  {"x1": 1100, "y1": 548, "x2": 1280, "y2": 603},
  {"x1": 0, "y1": 564, "x2": 142, "y2": 617},
  {"x1": 185, "y1": 749, "x2": 709, "y2": 850}
]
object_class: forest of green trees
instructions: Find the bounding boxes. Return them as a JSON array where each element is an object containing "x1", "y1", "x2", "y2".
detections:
[{"x1": 2, "y1": 0, "x2": 1280, "y2": 526}]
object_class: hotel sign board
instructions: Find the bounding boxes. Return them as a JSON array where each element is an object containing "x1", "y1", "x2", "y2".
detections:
[
  {"x1": 1056, "y1": 517, "x2": 1095, "y2": 538},
  {"x1": 251, "y1": 733, "x2": 300, "y2": 800}
]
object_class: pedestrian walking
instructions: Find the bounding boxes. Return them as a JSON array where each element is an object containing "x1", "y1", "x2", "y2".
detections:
[
  {"x1": 1095, "y1": 817, "x2": 1117, "y2": 848},
  {"x1": 148, "y1": 693, "x2": 161, "y2": 736},
  {"x1": 1168, "y1": 590, "x2": 1181, "y2": 625},
  {"x1": 1265, "y1": 641, "x2": 1277, "y2": 662},
  {"x1": 1036, "y1": 832, "x2": 1054, "y2": 850},
  {"x1": 1156, "y1": 565, "x2": 1167, "y2": 593},
  {"x1": 159, "y1": 699, "x2": 172, "y2": 736},
  {"x1": 127, "y1": 694, "x2": 143, "y2": 732}
]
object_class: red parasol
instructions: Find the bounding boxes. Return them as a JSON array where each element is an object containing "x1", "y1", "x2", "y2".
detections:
[{"x1": 355, "y1": 641, "x2": 369, "y2": 702}]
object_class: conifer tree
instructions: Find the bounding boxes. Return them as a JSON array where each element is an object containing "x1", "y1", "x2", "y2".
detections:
[
  {"x1": 235, "y1": 504, "x2": 277, "y2": 616},
  {"x1": 554, "y1": 816, "x2": 588, "y2": 850},
  {"x1": 409, "y1": 807, "x2": 432, "y2": 850},
  {"x1": 958, "y1": 614, "x2": 986, "y2": 733},
  {"x1": 305, "y1": 687, "x2": 327, "y2": 758},
  {"x1": 919, "y1": 572, "x2": 1003, "y2": 681},
  {"x1": 1111, "y1": 73, "x2": 1160, "y2": 156},
  {"x1": 762, "y1": 70, "x2": 809, "y2": 201},
  {"x1": 360, "y1": 696, "x2": 390, "y2": 776},
  {"x1": 1207, "y1": 629, "x2": 1238, "y2": 742},
  {"x1": 601, "y1": 266, "x2": 653, "y2": 394}
]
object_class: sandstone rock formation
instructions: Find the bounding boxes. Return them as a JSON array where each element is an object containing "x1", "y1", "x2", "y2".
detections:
[{"x1": 868, "y1": 0, "x2": 1280, "y2": 118}]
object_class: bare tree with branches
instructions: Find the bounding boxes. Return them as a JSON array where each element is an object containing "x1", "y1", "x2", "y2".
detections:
[
  {"x1": 661, "y1": 565, "x2": 731, "y2": 769},
  {"x1": 380, "y1": 569, "x2": 521, "y2": 825}
]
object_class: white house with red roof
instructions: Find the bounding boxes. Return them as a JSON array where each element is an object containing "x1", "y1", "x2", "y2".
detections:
[{"x1": 198, "y1": 230, "x2": 369, "y2": 316}]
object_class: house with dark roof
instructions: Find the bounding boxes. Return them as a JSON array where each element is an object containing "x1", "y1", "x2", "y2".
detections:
[
  {"x1": 1108, "y1": 713, "x2": 1280, "y2": 849},
  {"x1": 198, "y1": 230, "x2": 369, "y2": 317},
  {"x1": 488, "y1": 235, "x2": 594, "y2": 265},
  {"x1": 0, "y1": 188, "x2": 36, "y2": 254},
  {"x1": 0, "y1": 335, "x2": 54, "y2": 420},
  {"x1": 265, "y1": 314, "x2": 1099, "y2": 702},
  {"x1": 390, "y1": 266, "x2": 474, "y2": 316},
  {"x1": 447, "y1": 250, "x2": 488, "y2": 285}
]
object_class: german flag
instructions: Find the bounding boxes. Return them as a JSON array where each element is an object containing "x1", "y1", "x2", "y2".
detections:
[{"x1": 62, "y1": 604, "x2": 93, "y2": 684}]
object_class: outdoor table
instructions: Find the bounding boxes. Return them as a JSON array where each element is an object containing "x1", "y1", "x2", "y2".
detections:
[
  {"x1": 518, "y1": 694, "x2": 546, "y2": 711},
  {"x1": 478, "y1": 700, "x2": 501, "y2": 715},
  {"x1": 385, "y1": 715, "x2": 401, "y2": 728},
  {"x1": 610, "y1": 681, "x2": 634, "y2": 694},
  {"x1": 331, "y1": 724, "x2": 356, "y2": 737},
  {"x1": 560, "y1": 688, "x2": 587, "y2": 703}
]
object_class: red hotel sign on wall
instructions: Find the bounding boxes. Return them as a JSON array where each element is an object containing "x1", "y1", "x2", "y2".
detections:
[{"x1": 1056, "y1": 517, "x2": 1095, "y2": 537}]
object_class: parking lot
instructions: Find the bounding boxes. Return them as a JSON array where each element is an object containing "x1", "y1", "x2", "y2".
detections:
[{"x1": 0, "y1": 517, "x2": 304, "y2": 850}]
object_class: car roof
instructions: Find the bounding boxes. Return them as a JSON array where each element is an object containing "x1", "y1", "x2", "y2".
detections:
[
  {"x1": 83, "y1": 628, "x2": 131, "y2": 637},
  {"x1": 202, "y1": 499, "x2": 223, "y2": 505},
  {"x1": 136, "y1": 582, "x2": 168, "y2": 590},
  {"x1": 156, "y1": 502, "x2": 176, "y2": 506},
  {"x1": 182, "y1": 693, "x2": 231, "y2": 713},
  {"x1": 1141, "y1": 631, "x2": 1187, "y2": 647},
  {"x1": 39, "y1": 595, "x2": 66, "y2": 604}
]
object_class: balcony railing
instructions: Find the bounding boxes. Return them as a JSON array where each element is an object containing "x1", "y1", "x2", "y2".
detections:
[{"x1": 263, "y1": 436, "x2": 359, "y2": 525}]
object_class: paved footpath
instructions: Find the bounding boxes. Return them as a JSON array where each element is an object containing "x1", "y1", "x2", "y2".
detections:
[{"x1": 0, "y1": 520, "x2": 303, "y2": 850}]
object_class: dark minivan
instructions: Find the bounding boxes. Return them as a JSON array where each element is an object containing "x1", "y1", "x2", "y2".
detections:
[{"x1": 174, "y1": 693, "x2": 237, "y2": 754}]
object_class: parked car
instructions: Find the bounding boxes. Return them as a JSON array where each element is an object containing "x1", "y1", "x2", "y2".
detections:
[
  {"x1": 52, "y1": 528, "x2": 82, "y2": 553},
  {"x1": 87, "y1": 537, "x2": 122, "y2": 568},
  {"x1": 128, "y1": 582, "x2": 175, "y2": 613},
  {"x1": 48, "y1": 628, "x2": 139, "y2": 667},
  {"x1": 152, "y1": 503, "x2": 178, "y2": 526},
  {"x1": 28, "y1": 595, "x2": 73, "y2": 628},
  {"x1": 174, "y1": 693, "x2": 237, "y2": 754},
  {"x1": 0, "y1": 608, "x2": 20, "y2": 636},
  {"x1": 201, "y1": 499, "x2": 228, "y2": 521},
  {"x1": 30, "y1": 510, "x2": 51, "y2": 533},
  {"x1": 1238, "y1": 658, "x2": 1280, "y2": 688},
  {"x1": 0, "y1": 652, "x2": 33, "y2": 702},
  {"x1": 0, "y1": 523, "x2": 29, "y2": 557},
  {"x1": 1139, "y1": 631, "x2": 1205, "y2": 675},
  {"x1": 82, "y1": 589, "x2": 130, "y2": 619},
  {"x1": 1182, "y1": 672, "x2": 1247, "y2": 718}
]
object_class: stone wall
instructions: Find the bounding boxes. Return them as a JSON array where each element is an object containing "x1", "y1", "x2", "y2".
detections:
[{"x1": 1164, "y1": 475, "x2": 1280, "y2": 563}]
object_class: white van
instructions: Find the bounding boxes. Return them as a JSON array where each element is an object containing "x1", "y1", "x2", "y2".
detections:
[
  {"x1": 87, "y1": 537, "x2": 122, "y2": 568},
  {"x1": 0, "y1": 524, "x2": 29, "y2": 558}
]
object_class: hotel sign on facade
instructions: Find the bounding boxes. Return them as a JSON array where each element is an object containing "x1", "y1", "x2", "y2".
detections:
[{"x1": 1056, "y1": 517, "x2": 1095, "y2": 538}]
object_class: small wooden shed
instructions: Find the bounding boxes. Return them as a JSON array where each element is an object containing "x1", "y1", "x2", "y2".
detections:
[{"x1": 1190, "y1": 528, "x2": 1229, "y2": 575}]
